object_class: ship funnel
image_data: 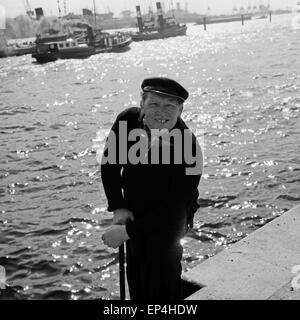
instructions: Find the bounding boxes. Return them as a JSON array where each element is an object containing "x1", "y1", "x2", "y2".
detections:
[
  {"x1": 136, "y1": 6, "x2": 143, "y2": 32},
  {"x1": 156, "y1": 2, "x2": 165, "y2": 30},
  {"x1": 87, "y1": 25, "x2": 95, "y2": 47}
]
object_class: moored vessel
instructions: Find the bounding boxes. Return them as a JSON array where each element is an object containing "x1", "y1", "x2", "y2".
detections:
[
  {"x1": 32, "y1": 35, "x2": 94, "y2": 63},
  {"x1": 32, "y1": 24, "x2": 132, "y2": 63},
  {"x1": 131, "y1": 2, "x2": 187, "y2": 42}
]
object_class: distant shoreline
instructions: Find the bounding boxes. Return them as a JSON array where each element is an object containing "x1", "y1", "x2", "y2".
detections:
[{"x1": 2, "y1": 9, "x2": 295, "y2": 40}]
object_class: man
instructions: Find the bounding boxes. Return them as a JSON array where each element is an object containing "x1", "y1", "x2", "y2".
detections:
[{"x1": 101, "y1": 77, "x2": 203, "y2": 301}]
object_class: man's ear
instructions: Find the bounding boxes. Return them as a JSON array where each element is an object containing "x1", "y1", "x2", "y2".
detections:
[
  {"x1": 140, "y1": 99, "x2": 145, "y2": 113},
  {"x1": 178, "y1": 103, "x2": 183, "y2": 116}
]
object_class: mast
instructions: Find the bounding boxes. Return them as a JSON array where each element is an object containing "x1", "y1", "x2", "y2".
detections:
[
  {"x1": 64, "y1": 0, "x2": 67, "y2": 16},
  {"x1": 93, "y1": 0, "x2": 97, "y2": 28},
  {"x1": 171, "y1": 0, "x2": 175, "y2": 18},
  {"x1": 57, "y1": 0, "x2": 62, "y2": 17}
]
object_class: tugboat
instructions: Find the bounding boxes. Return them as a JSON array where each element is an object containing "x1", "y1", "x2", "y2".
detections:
[
  {"x1": 93, "y1": 29, "x2": 132, "y2": 53},
  {"x1": 32, "y1": 34, "x2": 94, "y2": 63},
  {"x1": 131, "y1": 2, "x2": 187, "y2": 42},
  {"x1": 32, "y1": 25, "x2": 132, "y2": 63}
]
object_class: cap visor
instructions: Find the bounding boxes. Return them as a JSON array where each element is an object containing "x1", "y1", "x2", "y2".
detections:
[{"x1": 143, "y1": 88, "x2": 185, "y2": 102}]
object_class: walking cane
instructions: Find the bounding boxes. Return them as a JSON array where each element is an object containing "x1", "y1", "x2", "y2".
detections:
[{"x1": 119, "y1": 243, "x2": 126, "y2": 300}]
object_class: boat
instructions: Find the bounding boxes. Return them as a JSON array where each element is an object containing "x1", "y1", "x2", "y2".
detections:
[
  {"x1": 32, "y1": 35, "x2": 95, "y2": 63},
  {"x1": 131, "y1": 2, "x2": 187, "y2": 42},
  {"x1": 0, "y1": 32, "x2": 36, "y2": 58},
  {"x1": 32, "y1": 25, "x2": 132, "y2": 63},
  {"x1": 0, "y1": 5, "x2": 37, "y2": 58},
  {"x1": 93, "y1": 29, "x2": 132, "y2": 53},
  {"x1": 0, "y1": 43, "x2": 36, "y2": 58},
  {"x1": 9, "y1": 39, "x2": 36, "y2": 56},
  {"x1": 131, "y1": 25, "x2": 187, "y2": 41}
]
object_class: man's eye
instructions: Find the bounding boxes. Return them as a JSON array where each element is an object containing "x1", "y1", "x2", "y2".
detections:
[{"x1": 166, "y1": 105, "x2": 176, "y2": 109}]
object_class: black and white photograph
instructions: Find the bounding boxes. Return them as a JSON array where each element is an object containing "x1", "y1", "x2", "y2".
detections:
[{"x1": 0, "y1": 0, "x2": 300, "y2": 309}]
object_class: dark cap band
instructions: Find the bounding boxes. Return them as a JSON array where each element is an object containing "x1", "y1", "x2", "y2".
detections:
[{"x1": 143, "y1": 86, "x2": 185, "y2": 101}]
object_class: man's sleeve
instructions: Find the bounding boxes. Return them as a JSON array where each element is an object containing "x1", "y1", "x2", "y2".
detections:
[
  {"x1": 126, "y1": 140, "x2": 203, "y2": 239},
  {"x1": 100, "y1": 114, "x2": 125, "y2": 212}
]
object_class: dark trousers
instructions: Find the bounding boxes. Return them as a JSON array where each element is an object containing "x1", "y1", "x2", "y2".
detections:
[{"x1": 125, "y1": 234, "x2": 183, "y2": 301}]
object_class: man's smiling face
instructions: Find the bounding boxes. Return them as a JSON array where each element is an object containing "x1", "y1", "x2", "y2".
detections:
[{"x1": 140, "y1": 92, "x2": 183, "y2": 131}]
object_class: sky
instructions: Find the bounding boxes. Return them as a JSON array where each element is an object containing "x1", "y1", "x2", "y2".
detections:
[{"x1": 0, "y1": 0, "x2": 298, "y2": 18}]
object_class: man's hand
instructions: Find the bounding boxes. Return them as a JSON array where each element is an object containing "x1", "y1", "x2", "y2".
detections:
[
  {"x1": 102, "y1": 225, "x2": 130, "y2": 249},
  {"x1": 113, "y1": 208, "x2": 134, "y2": 225},
  {"x1": 101, "y1": 209, "x2": 133, "y2": 249}
]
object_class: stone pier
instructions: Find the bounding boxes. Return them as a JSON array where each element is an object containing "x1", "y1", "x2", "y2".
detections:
[{"x1": 183, "y1": 204, "x2": 300, "y2": 300}]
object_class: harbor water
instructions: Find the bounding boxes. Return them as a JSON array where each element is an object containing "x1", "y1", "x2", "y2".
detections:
[{"x1": 0, "y1": 14, "x2": 300, "y2": 299}]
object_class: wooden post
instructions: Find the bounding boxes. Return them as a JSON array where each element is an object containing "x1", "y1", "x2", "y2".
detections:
[
  {"x1": 241, "y1": 14, "x2": 244, "y2": 25},
  {"x1": 204, "y1": 16, "x2": 206, "y2": 31},
  {"x1": 269, "y1": 10, "x2": 272, "y2": 23}
]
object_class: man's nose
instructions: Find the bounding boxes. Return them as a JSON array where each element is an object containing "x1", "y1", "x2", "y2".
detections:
[
  {"x1": 156, "y1": 104, "x2": 164, "y2": 111},
  {"x1": 156, "y1": 105, "x2": 169, "y2": 113}
]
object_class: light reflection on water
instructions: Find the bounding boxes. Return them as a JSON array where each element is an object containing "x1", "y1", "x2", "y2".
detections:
[{"x1": 0, "y1": 14, "x2": 300, "y2": 299}]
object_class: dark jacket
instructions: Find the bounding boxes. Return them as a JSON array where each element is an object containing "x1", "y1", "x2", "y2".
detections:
[{"x1": 101, "y1": 107, "x2": 202, "y2": 241}]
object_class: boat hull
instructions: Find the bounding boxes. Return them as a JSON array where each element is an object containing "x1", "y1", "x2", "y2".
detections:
[
  {"x1": 33, "y1": 37, "x2": 133, "y2": 62},
  {"x1": 32, "y1": 29, "x2": 132, "y2": 63},
  {"x1": 131, "y1": 25, "x2": 187, "y2": 42},
  {"x1": 32, "y1": 46, "x2": 95, "y2": 63},
  {"x1": 111, "y1": 38, "x2": 133, "y2": 52},
  {"x1": 13, "y1": 46, "x2": 36, "y2": 56},
  {"x1": 0, "y1": 46, "x2": 36, "y2": 58}
]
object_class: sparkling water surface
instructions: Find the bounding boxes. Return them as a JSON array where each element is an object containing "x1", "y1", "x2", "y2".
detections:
[{"x1": 0, "y1": 14, "x2": 300, "y2": 299}]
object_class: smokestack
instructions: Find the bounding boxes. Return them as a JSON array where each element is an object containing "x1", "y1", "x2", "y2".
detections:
[
  {"x1": 35, "y1": 8, "x2": 44, "y2": 20},
  {"x1": 136, "y1": 6, "x2": 143, "y2": 32},
  {"x1": 87, "y1": 26, "x2": 95, "y2": 47},
  {"x1": 156, "y1": 2, "x2": 164, "y2": 30}
]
